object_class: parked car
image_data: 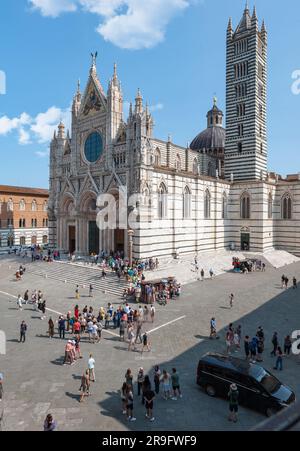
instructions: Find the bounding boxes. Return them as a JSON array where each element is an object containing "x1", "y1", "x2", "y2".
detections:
[{"x1": 197, "y1": 353, "x2": 296, "y2": 417}]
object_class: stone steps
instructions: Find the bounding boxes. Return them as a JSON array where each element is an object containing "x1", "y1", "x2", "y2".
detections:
[{"x1": 26, "y1": 261, "x2": 128, "y2": 297}]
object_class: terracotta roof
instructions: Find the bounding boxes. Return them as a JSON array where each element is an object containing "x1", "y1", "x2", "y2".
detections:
[{"x1": 0, "y1": 185, "x2": 49, "y2": 196}]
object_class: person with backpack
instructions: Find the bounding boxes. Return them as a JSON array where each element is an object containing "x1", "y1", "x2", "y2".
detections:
[{"x1": 228, "y1": 384, "x2": 239, "y2": 423}]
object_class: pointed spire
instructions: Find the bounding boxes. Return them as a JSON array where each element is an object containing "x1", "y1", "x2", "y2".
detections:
[
  {"x1": 227, "y1": 17, "x2": 232, "y2": 31},
  {"x1": 261, "y1": 19, "x2": 266, "y2": 32},
  {"x1": 236, "y1": 2, "x2": 251, "y2": 32},
  {"x1": 252, "y1": 5, "x2": 257, "y2": 19},
  {"x1": 58, "y1": 121, "x2": 65, "y2": 139},
  {"x1": 113, "y1": 62, "x2": 117, "y2": 79},
  {"x1": 135, "y1": 88, "x2": 143, "y2": 114},
  {"x1": 129, "y1": 102, "x2": 133, "y2": 118},
  {"x1": 245, "y1": 0, "x2": 249, "y2": 12}
]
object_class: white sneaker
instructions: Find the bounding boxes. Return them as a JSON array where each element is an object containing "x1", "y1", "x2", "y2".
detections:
[
  {"x1": 122, "y1": 410, "x2": 127, "y2": 415},
  {"x1": 150, "y1": 417, "x2": 155, "y2": 422},
  {"x1": 171, "y1": 397, "x2": 177, "y2": 401},
  {"x1": 130, "y1": 417, "x2": 136, "y2": 422}
]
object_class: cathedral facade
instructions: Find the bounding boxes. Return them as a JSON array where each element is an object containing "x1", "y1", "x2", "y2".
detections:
[{"x1": 49, "y1": 5, "x2": 300, "y2": 259}]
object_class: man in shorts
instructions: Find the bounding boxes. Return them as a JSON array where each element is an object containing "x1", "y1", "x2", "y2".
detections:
[
  {"x1": 141, "y1": 332, "x2": 150, "y2": 354},
  {"x1": 88, "y1": 354, "x2": 96, "y2": 382},
  {"x1": 171, "y1": 368, "x2": 182, "y2": 400},
  {"x1": 228, "y1": 383, "x2": 239, "y2": 422}
]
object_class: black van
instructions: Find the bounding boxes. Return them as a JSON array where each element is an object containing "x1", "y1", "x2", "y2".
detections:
[{"x1": 197, "y1": 353, "x2": 296, "y2": 417}]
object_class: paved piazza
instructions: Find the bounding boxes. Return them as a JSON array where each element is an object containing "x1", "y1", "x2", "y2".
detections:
[{"x1": 0, "y1": 254, "x2": 300, "y2": 431}]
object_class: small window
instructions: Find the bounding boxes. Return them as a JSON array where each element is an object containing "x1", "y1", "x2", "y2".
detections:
[
  {"x1": 183, "y1": 186, "x2": 192, "y2": 219},
  {"x1": 32, "y1": 200, "x2": 37, "y2": 212},
  {"x1": 240, "y1": 193, "x2": 251, "y2": 219},
  {"x1": 282, "y1": 194, "x2": 292, "y2": 220},
  {"x1": 204, "y1": 190, "x2": 211, "y2": 219}
]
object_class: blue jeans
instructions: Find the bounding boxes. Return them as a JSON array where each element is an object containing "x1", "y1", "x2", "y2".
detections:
[{"x1": 275, "y1": 356, "x2": 283, "y2": 370}]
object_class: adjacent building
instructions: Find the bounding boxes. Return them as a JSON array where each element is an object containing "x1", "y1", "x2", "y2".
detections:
[
  {"x1": 48, "y1": 5, "x2": 300, "y2": 259},
  {"x1": 0, "y1": 185, "x2": 49, "y2": 249}
]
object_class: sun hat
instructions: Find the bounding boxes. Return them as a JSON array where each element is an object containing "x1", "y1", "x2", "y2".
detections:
[{"x1": 230, "y1": 383, "x2": 238, "y2": 391}]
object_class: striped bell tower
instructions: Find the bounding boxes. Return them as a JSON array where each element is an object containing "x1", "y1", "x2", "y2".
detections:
[{"x1": 224, "y1": 4, "x2": 267, "y2": 181}]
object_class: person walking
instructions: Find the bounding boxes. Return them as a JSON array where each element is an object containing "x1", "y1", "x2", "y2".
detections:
[
  {"x1": 121, "y1": 382, "x2": 127, "y2": 415},
  {"x1": 284, "y1": 335, "x2": 292, "y2": 356},
  {"x1": 17, "y1": 295, "x2": 23, "y2": 311},
  {"x1": 229, "y1": 293, "x2": 234, "y2": 308},
  {"x1": 23, "y1": 290, "x2": 29, "y2": 305},
  {"x1": 200, "y1": 269, "x2": 205, "y2": 281},
  {"x1": 141, "y1": 332, "x2": 151, "y2": 354},
  {"x1": 58, "y1": 316, "x2": 66, "y2": 339},
  {"x1": 249, "y1": 336, "x2": 258, "y2": 363},
  {"x1": 256, "y1": 337, "x2": 264, "y2": 362},
  {"x1": 161, "y1": 370, "x2": 171, "y2": 400},
  {"x1": 88, "y1": 354, "x2": 96, "y2": 382},
  {"x1": 293, "y1": 277, "x2": 297, "y2": 289},
  {"x1": 209, "y1": 317, "x2": 219, "y2": 339},
  {"x1": 209, "y1": 268, "x2": 214, "y2": 279},
  {"x1": 271, "y1": 332, "x2": 278, "y2": 357},
  {"x1": 150, "y1": 305, "x2": 155, "y2": 323},
  {"x1": 273, "y1": 347, "x2": 284, "y2": 371},
  {"x1": 75, "y1": 285, "x2": 80, "y2": 300},
  {"x1": 244, "y1": 336, "x2": 250, "y2": 360},
  {"x1": 43, "y1": 414, "x2": 57, "y2": 431},
  {"x1": 19, "y1": 321, "x2": 27, "y2": 343},
  {"x1": 128, "y1": 326, "x2": 136, "y2": 352},
  {"x1": 48, "y1": 317, "x2": 55, "y2": 338},
  {"x1": 137, "y1": 368, "x2": 145, "y2": 398},
  {"x1": 228, "y1": 384, "x2": 239, "y2": 423},
  {"x1": 171, "y1": 368, "x2": 182, "y2": 400},
  {"x1": 89, "y1": 284, "x2": 93, "y2": 297},
  {"x1": 125, "y1": 385, "x2": 136, "y2": 422},
  {"x1": 79, "y1": 370, "x2": 90, "y2": 403},
  {"x1": 154, "y1": 366, "x2": 161, "y2": 395},
  {"x1": 125, "y1": 369, "x2": 133, "y2": 388}
]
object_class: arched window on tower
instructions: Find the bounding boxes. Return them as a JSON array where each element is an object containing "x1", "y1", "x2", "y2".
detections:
[
  {"x1": 204, "y1": 189, "x2": 211, "y2": 219},
  {"x1": 240, "y1": 192, "x2": 251, "y2": 219},
  {"x1": 268, "y1": 192, "x2": 273, "y2": 219},
  {"x1": 183, "y1": 186, "x2": 192, "y2": 219},
  {"x1": 158, "y1": 183, "x2": 168, "y2": 219},
  {"x1": 282, "y1": 193, "x2": 292, "y2": 220}
]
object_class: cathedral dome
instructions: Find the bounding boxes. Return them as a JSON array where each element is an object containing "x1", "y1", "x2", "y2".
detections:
[
  {"x1": 190, "y1": 126, "x2": 225, "y2": 151},
  {"x1": 190, "y1": 98, "x2": 225, "y2": 151}
]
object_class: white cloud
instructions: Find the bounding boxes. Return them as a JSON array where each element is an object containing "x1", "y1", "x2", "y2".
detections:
[
  {"x1": 29, "y1": 0, "x2": 191, "y2": 49},
  {"x1": 149, "y1": 102, "x2": 164, "y2": 112},
  {"x1": 0, "y1": 106, "x2": 71, "y2": 149},
  {"x1": 29, "y1": 0, "x2": 77, "y2": 18},
  {"x1": 35, "y1": 149, "x2": 50, "y2": 158}
]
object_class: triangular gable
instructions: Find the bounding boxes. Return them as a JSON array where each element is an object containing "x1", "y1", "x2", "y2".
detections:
[
  {"x1": 79, "y1": 73, "x2": 107, "y2": 118},
  {"x1": 79, "y1": 172, "x2": 99, "y2": 196}
]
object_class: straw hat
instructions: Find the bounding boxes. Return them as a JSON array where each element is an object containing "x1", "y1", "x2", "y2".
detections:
[{"x1": 230, "y1": 383, "x2": 238, "y2": 391}]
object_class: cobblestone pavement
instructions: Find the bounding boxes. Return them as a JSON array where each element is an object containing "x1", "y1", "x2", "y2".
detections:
[{"x1": 0, "y1": 255, "x2": 300, "y2": 431}]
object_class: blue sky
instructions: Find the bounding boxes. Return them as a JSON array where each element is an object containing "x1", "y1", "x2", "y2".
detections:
[{"x1": 0, "y1": 0, "x2": 300, "y2": 188}]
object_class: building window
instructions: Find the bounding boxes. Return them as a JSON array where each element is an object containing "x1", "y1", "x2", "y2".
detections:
[
  {"x1": 20, "y1": 237, "x2": 26, "y2": 246},
  {"x1": 19, "y1": 199, "x2": 26, "y2": 211},
  {"x1": 31, "y1": 236, "x2": 37, "y2": 245},
  {"x1": 7, "y1": 218, "x2": 13, "y2": 227},
  {"x1": 193, "y1": 158, "x2": 198, "y2": 175},
  {"x1": 282, "y1": 194, "x2": 292, "y2": 220},
  {"x1": 32, "y1": 219, "x2": 37, "y2": 228},
  {"x1": 268, "y1": 193, "x2": 273, "y2": 219},
  {"x1": 158, "y1": 183, "x2": 168, "y2": 219},
  {"x1": 42, "y1": 235, "x2": 48, "y2": 244},
  {"x1": 222, "y1": 193, "x2": 228, "y2": 219},
  {"x1": 238, "y1": 124, "x2": 244, "y2": 137},
  {"x1": 19, "y1": 219, "x2": 26, "y2": 228},
  {"x1": 7, "y1": 236, "x2": 14, "y2": 247},
  {"x1": 240, "y1": 192, "x2": 251, "y2": 219},
  {"x1": 43, "y1": 201, "x2": 48, "y2": 212},
  {"x1": 183, "y1": 186, "x2": 192, "y2": 219},
  {"x1": 238, "y1": 142, "x2": 243, "y2": 153},
  {"x1": 175, "y1": 155, "x2": 181, "y2": 171},
  {"x1": 7, "y1": 199, "x2": 13, "y2": 212},
  {"x1": 32, "y1": 200, "x2": 37, "y2": 211},
  {"x1": 84, "y1": 131, "x2": 103, "y2": 163},
  {"x1": 204, "y1": 189, "x2": 211, "y2": 219}
]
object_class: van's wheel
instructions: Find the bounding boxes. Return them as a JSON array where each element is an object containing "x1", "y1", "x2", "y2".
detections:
[
  {"x1": 266, "y1": 408, "x2": 277, "y2": 417},
  {"x1": 206, "y1": 385, "x2": 216, "y2": 397}
]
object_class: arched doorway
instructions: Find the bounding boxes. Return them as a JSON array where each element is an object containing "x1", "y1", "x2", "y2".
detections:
[
  {"x1": 80, "y1": 193, "x2": 99, "y2": 255},
  {"x1": 61, "y1": 195, "x2": 76, "y2": 253}
]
